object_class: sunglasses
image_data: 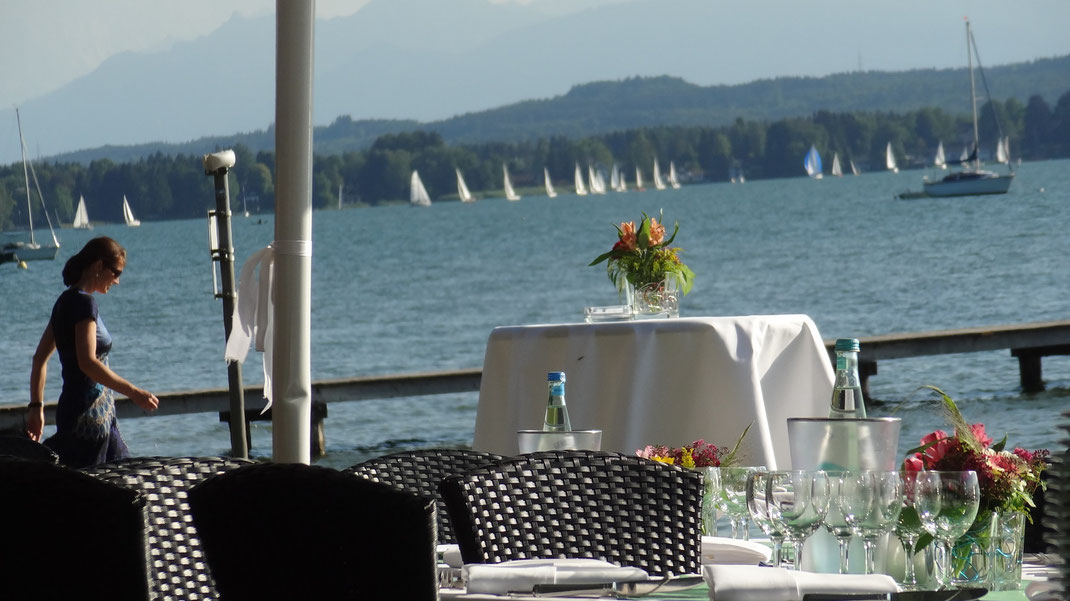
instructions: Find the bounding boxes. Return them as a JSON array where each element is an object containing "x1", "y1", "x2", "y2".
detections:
[{"x1": 108, "y1": 266, "x2": 123, "y2": 278}]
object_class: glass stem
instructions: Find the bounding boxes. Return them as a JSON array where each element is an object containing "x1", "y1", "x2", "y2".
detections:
[
  {"x1": 739, "y1": 517, "x2": 750, "y2": 541},
  {"x1": 901, "y1": 535, "x2": 918, "y2": 589},
  {"x1": 770, "y1": 537, "x2": 783, "y2": 568},
  {"x1": 862, "y1": 539, "x2": 877, "y2": 575},
  {"x1": 792, "y1": 538, "x2": 807, "y2": 571},
  {"x1": 836, "y1": 536, "x2": 851, "y2": 574}
]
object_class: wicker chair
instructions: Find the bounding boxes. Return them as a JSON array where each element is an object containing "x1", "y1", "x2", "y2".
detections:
[
  {"x1": 188, "y1": 462, "x2": 438, "y2": 601},
  {"x1": 0, "y1": 434, "x2": 60, "y2": 463},
  {"x1": 0, "y1": 457, "x2": 151, "y2": 601},
  {"x1": 439, "y1": 450, "x2": 703, "y2": 577},
  {"x1": 81, "y1": 456, "x2": 255, "y2": 601},
  {"x1": 344, "y1": 448, "x2": 505, "y2": 543}
]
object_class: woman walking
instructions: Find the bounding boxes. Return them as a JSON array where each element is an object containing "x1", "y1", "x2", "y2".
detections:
[{"x1": 27, "y1": 237, "x2": 158, "y2": 467}]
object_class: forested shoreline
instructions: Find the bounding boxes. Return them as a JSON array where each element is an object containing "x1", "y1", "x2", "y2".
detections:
[{"x1": 2, "y1": 91, "x2": 1068, "y2": 229}]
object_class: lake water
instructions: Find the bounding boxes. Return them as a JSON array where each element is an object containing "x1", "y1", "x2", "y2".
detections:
[{"x1": 2, "y1": 160, "x2": 1068, "y2": 468}]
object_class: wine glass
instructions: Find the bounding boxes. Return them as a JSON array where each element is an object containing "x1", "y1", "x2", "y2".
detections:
[
  {"x1": 702, "y1": 466, "x2": 724, "y2": 536},
  {"x1": 719, "y1": 466, "x2": 765, "y2": 540},
  {"x1": 824, "y1": 471, "x2": 855, "y2": 574},
  {"x1": 838, "y1": 470, "x2": 903, "y2": 574},
  {"x1": 746, "y1": 470, "x2": 786, "y2": 567},
  {"x1": 765, "y1": 470, "x2": 831, "y2": 571},
  {"x1": 896, "y1": 470, "x2": 927, "y2": 591},
  {"x1": 915, "y1": 471, "x2": 981, "y2": 589}
]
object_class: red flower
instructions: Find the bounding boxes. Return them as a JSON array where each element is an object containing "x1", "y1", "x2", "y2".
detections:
[
  {"x1": 915, "y1": 429, "x2": 952, "y2": 468},
  {"x1": 968, "y1": 423, "x2": 993, "y2": 447},
  {"x1": 1012, "y1": 447, "x2": 1034, "y2": 463}
]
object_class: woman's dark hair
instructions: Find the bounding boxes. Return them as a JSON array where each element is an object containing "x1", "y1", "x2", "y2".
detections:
[{"x1": 62, "y1": 237, "x2": 127, "y2": 287}]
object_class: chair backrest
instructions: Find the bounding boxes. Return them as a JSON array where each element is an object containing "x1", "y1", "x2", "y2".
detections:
[
  {"x1": 80, "y1": 456, "x2": 255, "y2": 601},
  {"x1": 188, "y1": 462, "x2": 438, "y2": 601},
  {"x1": 0, "y1": 434, "x2": 60, "y2": 463},
  {"x1": 440, "y1": 450, "x2": 703, "y2": 577},
  {"x1": 0, "y1": 457, "x2": 150, "y2": 601},
  {"x1": 344, "y1": 448, "x2": 505, "y2": 543}
]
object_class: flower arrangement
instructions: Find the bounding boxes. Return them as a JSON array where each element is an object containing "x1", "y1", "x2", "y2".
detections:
[
  {"x1": 589, "y1": 211, "x2": 695, "y2": 294},
  {"x1": 636, "y1": 423, "x2": 751, "y2": 468},
  {"x1": 902, "y1": 386, "x2": 1048, "y2": 517}
]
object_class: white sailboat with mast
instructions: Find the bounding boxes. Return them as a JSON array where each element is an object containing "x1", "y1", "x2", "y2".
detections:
[
  {"x1": 73, "y1": 195, "x2": 92, "y2": 229},
  {"x1": 587, "y1": 165, "x2": 606, "y2": 195},
  {"x1": 574, "y1": 164, "x2": 588, "y2": 196},
  {"x1": 3, "y1": 108, "x2": 60, "y2": 262},
  {"x1": 634, "y1": 166, "x2": 645, "y2": 190},
  {"x1": 831, "y1": 153, "x2": 843, "y2": 177},
  {"x1": 934, "y1": 141, "x2": 947, "y2": 169},
  {"x1": 652, "y1": 159, "x2": 666, "y2": 190},
  {"x1": 885, "y1": 142, "x2": 899, "y2": 173},
  {"x1": 122, "y1": 195, "x2": 141, "y2": 226},
  {"x1": 410, "y1": 170, "x2": 431, "y2": 206},
  {"x1": 804, "y1": 145, "x2": 823, "y2": 179},
  {"x1": 668, "y1": 161, "x2": 681, "y2": 189},
  {"x1": 503, "y1": 164, "x2": 520, "y2": 201},
  {"x1": 544, "y1": 168, "x2": 557, "y2": 198},
  {"x1": 456, "y1": 168, "x2": 475, "y2": 203}
]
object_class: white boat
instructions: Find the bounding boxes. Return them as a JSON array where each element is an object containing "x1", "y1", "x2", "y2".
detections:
[
  {"x1": 885, "y1": 142, "x2": 898, "y2": 174},
  {"x1": 934, "y1": 141, "x2": 947, "y2": 169},
  {"x1": 996, "y1": 137, "x2": 1010, "y2": 164},
  {"x1": 587, "y1": 165, "x2": 606, "y2": 195},
  {"x1": 923, "y1": 20, "x2": 1014, "y2": 198},
  {"x1": 503, "y1": 164, "x2": 520, "y2": 201},
  {"x1": 652, "y1": 159, "x2": 666, "y2": 190},
  {"x1": 804, "y1": 145, "x2": 823, "y2": 179},
  {"x1": 617, "y1": 169, "x2": 627, "y2": 192},
  {"x1": 668, "y1": 161, "x2": 682, "y2": 189},
  {"x1": 73, "y1": 195, "x2": 92, "y2": 229},
  {"x1": 831, "y1": 153, "x2": 843, "y2": 177},
  {"x1": 121, "y1": 195, "x2": 141, "y2": 226},
  {"x1": 456, "y1": 168, "x2": 475, "y2": 203},
  {"x1": 634, "y1": 166, "x2": 645, "y2": 190},
  {"x1": 410, "y1": 170, "x2": 431, "y2": 206},
  {"x1": 3, "y1": 108, "x2": 60, "y2": 262},
  {"x1": 850, "y1": 160, "x2": 860, "y2": 176},
  {"x1": 574, "y1": 164, "x2": 588, "y2": 196},
  {"x1": 729, "y1": 162, "x2": 745, "y2": 183},
  {"x1": 609, "y1": 165, "x2": 620, "y2": 191},
  {"x1": 543, "y1": 168, "x2": 557, "y2": 198}
]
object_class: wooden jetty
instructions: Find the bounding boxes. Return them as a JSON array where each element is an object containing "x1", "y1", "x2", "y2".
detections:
[{"x1": 3, "y1": 320, "x2": 1069, "y2": 455}]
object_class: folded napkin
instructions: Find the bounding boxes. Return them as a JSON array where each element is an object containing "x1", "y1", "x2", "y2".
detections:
[
  {"x1": 701, "y1": 536, "x2": 773, "y2": 565},
  {"x1": 464, "y1": 558, "x2": 648, "y2": 594},
  {"x1": 704, "y1": 565, "x2": 897, "y2": 601}
]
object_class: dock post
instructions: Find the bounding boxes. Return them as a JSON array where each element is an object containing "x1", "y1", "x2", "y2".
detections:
[{"x1": 1012, "y1": 349, "x2": 1045, "y2": 393}]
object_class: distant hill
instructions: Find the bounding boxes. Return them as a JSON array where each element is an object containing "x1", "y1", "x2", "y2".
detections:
[{"x1": 48, "y1": 55, "x2": 1070, "y2": 164}]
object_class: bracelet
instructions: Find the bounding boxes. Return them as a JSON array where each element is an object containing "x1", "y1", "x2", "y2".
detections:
[{"x1": 27, "y1": 402, "x2": 42, "y2": 408}]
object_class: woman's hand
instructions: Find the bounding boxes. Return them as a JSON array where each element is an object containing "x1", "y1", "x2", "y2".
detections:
[
  {"x1": 130, "y1": 388, "x2": 159, "y2": 412},
  {"x1": 26, "y1": 405, "x2": 45, "y2": 441}
]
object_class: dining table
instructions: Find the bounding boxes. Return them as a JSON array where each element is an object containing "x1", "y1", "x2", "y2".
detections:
[{"x1": 473, "y1": 315, "x2": 835, "y2": 469}]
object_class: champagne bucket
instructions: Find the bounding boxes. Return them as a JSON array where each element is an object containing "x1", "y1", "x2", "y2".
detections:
[{"x1": 516, "y1": 430, "x2": 602, "y2": 454}]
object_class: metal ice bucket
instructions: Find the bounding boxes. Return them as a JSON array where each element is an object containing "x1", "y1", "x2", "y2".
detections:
[{"x1": 516, "y1": 429, "x2": 602, "y2": 454}]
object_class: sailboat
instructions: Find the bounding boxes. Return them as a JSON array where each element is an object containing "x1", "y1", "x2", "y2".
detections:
[
  {"x1": 830, "y1": 153, "x2": 843, "y2": 177},
  {"x1": 634, "y1": 166, "x2": 645, "y2": 191},
  {"x1": 804, "y1": 145, "x2": 823, "y2": 179},
  {"x1": 609, "y1": 165, "x2": 620, "y2": 192},
  {"x1": 544, "y1": 168, "x2": 557, "y2": 198},
  {"x1": 617, "y1": 169, "x2": 627, "y2": 192},
  {"x1": 503, "y1": 164, "x2": 520, "y2": 201},
  {"x1": 587, "y1": 165, "x2": 606, "y2": 195},
  {"x1": 668, "y1": 161, "x2": 682, "y2": 189},
  {"x1": 922, "y1": 19, "x2": 1014, "y2": 197},
  {"x1": 995, "y1": 137, "x2": 1010, "y2": 164},
  {"x1": 850, "y1": 160, "x2": 860, "y2": 176},
  {"x1": 410, "y1": 170, "x2": 431, "y2": 206},
  {"x1": 934, "y1": 141, "x2": 947, "y2": 169},
  {"x1": 73, "y1": 195, "x2": 92, "y2": 229},
  {"x1": 456, "y1": 168, "x2": 475, "y2": 203},
  {"x1": 122, "y1": 195, "x2": 141, "y2": 226},
  {"x1": 574, "y1": 164, "x2": 588, "y2": 196},
  {"x1": 885, "y1": 143, "x2": 899, "y2": 173},
  {"x1": 2, "y1": 108, "x2": 60, "y2": 262},
  {"x1": 652, "y1": 159, "x2": 666, "y2": 190}
]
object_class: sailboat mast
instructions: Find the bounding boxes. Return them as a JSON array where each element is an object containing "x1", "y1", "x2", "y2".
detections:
[
  {"x1": 15, "y1": 108, "x2": 35, "y2": 245},
  {"x1": 967, "y1": 19, "x2": 980, "y2": 170}
]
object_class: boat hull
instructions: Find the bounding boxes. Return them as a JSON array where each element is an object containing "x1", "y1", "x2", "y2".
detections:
[
  {"x1": 923, "y1": 171, "x2": 1014, "y2": 197},
  {"x1": 2, "y1": 241, "x2": 59, "y2": 262}
]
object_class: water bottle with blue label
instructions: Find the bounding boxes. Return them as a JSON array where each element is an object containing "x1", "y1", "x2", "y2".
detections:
[
  {"x1": 828, "y1": 338, "x2": 867, "y2": 419},
  {"x1": 543, "y1": 371, "x2": 572, "y2": 432}
]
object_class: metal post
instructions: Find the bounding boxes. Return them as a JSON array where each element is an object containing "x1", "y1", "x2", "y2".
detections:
[{"x1": 204, "y1": 150, "x2": 248, "y2": 459}]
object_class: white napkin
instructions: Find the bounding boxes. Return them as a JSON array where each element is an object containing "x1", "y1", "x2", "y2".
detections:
[
  {"x1": 701, "y1": 536, "x2": 773, "y2": 565},
  {"x1": 464, "y1": 558, "x2": 648, "y2": 594},
  {"x1": 704, "y1": 565, "x2": 897, "y2": 601},
  {"x1": 1026, "y1": 581, "x2": 1062, "y2": 601},
  {"x1": 437, "y1": 544, "x2": 463, "y2": 568}
]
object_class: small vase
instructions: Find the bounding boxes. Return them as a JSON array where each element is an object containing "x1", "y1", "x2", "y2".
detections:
[
  {"x1": 630, "y1": 277, "x2": 680, "y2": 318},
  {"x1": 949, "y1": 510, "x2": 996, "y2": 588},
  {"x1": 989, "y1": 511, "x2": 1027, "y2": 591}
]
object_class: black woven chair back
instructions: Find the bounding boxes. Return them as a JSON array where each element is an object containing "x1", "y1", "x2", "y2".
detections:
[
  {"x1": 188, "y1": 462, "x2": 438, "y2": 601},
  {"x1": 0, "y1": 457, "x2": 150, "y2": 601},
  {"x1": 81, "y1": 456, "x2": 255, "y2": 601},
  {"x1": 440, "y1": 450, "x2": 703, "y2": 577},
  {"x1": 0, "y1": 434, "x2": 60, "y2": 463},
  {"x1": 344, "y1": 448, "x2": 505, "y2": 543}
]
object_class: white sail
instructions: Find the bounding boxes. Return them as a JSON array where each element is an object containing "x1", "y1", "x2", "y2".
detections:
[
  {"x1": 850, "y1": 160, "x2": 860, "y2": 176},
  {"x1": 652, "y1": 159, "x2": 666, "y2": 190},
  {"x1": 610, "y1": 165, "x2": 620, "y2": 191},
  {"x1": 934, "y1": 141, "x2": 947, "y2": 169},
  {"x1": 635, "y1": 166, "x2": 644, "y2": 190},
  {"x1": 668, "y1": 161, "x2": 681, "y2": 189},
  {"x1": 885, "y1": 142, "x2": 898, "y2": 173},
  {"x1": 122, "y1": 195, "x2": 141, "y2": 226},
  {"x1": 544, "y1": 168, "x2": 557, "y2": 198},
  {"x1": 574, "y1": 164, "x2": 588, "y2": 196},
  {"x1": 456, "y1": 168, "x2": 474, "y2": 203},
  {"x1": 617, "y1": 169, "x2": 627, "y2": 192},
  {"x1": 587, "y1": 165, "x2": 606, "y2": 195},
  {"x1": 996, "y1": 137, "x2": 1009, "y2": 164},
  {"x1": 831, "y1": 153, "x2": 843, "y2": 177},
  {"x1": 73, "y1": 195, "x2": 91, "y2": 229},
  {"x1": 503, "y1": 164, "x2": 520, "y2": 201},
  {"x1": 410, "y1": 170, "x2": 431, "y2": 206}
]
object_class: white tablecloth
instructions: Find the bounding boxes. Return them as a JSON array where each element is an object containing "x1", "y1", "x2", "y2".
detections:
[{"x1": 473, "y1": 315, "x2": 834, "y2": 469}]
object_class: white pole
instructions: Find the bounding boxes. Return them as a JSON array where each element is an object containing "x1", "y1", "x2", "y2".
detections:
[{"x1": 272, "y1": 0, "x2": 315, "y2": 464}]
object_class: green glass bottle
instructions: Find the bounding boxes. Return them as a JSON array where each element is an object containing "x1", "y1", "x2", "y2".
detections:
[
  {"x1": 828, "y1": 338, "x2": 867, "y2": 418},
  {"x1": 542, "y1": 371, "x2": 572, "y2": 432}
]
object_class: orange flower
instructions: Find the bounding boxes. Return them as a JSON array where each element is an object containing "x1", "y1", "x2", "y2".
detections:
[
  {"x1": 618, "y1": 221, "x2": 637, "y2": 251},
  {"x1": 649, "y1": 218, "x2": 665, "y2": 246}
]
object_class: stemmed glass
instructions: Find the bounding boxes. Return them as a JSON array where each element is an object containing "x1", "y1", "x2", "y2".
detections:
[
  {"x1": 765, "y1": 470, "x2": 831, "y2": 571},
  {"x1": 915, "y1": 471, "x2": 981, "y2": 589},
  {"x1": 719, "y1": 466, "x2": 765, "y2": 540},
  {"x1": 746, "y1": 470, "x2": 786, "y2": 567},
  {"x1": 702, "y1": 467, "x2": 724, "y2": 536},
  {"x1": 838, "y1": 470, "x2": 903, "y2": 574},
  {"x1": 824, "y1": 472, "x2": 855, "y2": 574},
  {"x1": 896, "y1": 471, "x2": 927, "y2": 590}
]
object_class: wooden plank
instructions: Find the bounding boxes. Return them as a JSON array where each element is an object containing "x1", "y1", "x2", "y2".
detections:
[{"x1": 824, "y1": 320, "x2": 1070, "y2": 360}]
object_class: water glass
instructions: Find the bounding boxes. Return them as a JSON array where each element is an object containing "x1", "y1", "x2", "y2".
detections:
[
  {"x1": 824, "y1": 471, "x2": 854, "y2": 574},
  {"x1": 702, "y1": 467, "x2": 724, "y2": 536},
  {"x1": 746, "y1": 470, "x2": 786, "y2": 567},
  {"x1": 915, "y1": 471, "x2": 981, "y2": 589},
  {"x1": 766, "y1": 470, "x2": 831, "y2": 571},
  {"x1": 719, "y1": 466, "x2": 765, "y2": 540},
  {"x1": 838, "y1": 470, "x2": 902, "y2": 574}
]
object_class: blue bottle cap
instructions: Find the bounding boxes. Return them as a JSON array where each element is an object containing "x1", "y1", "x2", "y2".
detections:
[
  {"x1": 547, "y1": 371, "x2": 566, "y2": 382},
  {"x1": 834, "y1": 338, "x2": 860, "y2": 352}
]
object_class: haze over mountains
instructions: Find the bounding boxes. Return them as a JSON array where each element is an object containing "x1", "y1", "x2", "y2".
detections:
[{"x1": 3, "y1": 0, "x2": 1069, "y2": 165}]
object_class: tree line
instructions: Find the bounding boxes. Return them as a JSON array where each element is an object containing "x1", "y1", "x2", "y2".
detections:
[{"x1": 2, "y1": 91, "x2": 1069, "y2": 229}]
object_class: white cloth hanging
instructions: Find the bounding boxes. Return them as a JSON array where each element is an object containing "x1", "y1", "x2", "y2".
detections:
[{"x1": 225, "y1": 244, "x2": 275, "y2": 410}]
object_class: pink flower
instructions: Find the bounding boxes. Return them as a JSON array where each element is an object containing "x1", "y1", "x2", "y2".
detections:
[
  {"x1": 903, "y1": 456, "x2": 925, "y2": 472},
  {"x1": 618, "y1": 222, "x2": 637, "y2": 251},
  {"x1": 968, "y1": 423, "x2": 993, "y2": 447},
  {"x1": 916, "y1": 430, "x2": 952, "y2": 468},
  {"x1": 1012, "y1": 447, "x2": 1035, "y2": 463},
  {"x1": 648, "y1": 218, "x2": 665, "y2": 247}
]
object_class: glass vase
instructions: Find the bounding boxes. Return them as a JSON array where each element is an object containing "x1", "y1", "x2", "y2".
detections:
[
  {"x1": 988, "y1": 511, "x2": 1026, "y2": 591},
  {"x1": 630, "y1": 277, "x2": 680, "y2": 318},
  {"x1": 949, "y1": 510, "x2": 997, "y2": 588}
]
